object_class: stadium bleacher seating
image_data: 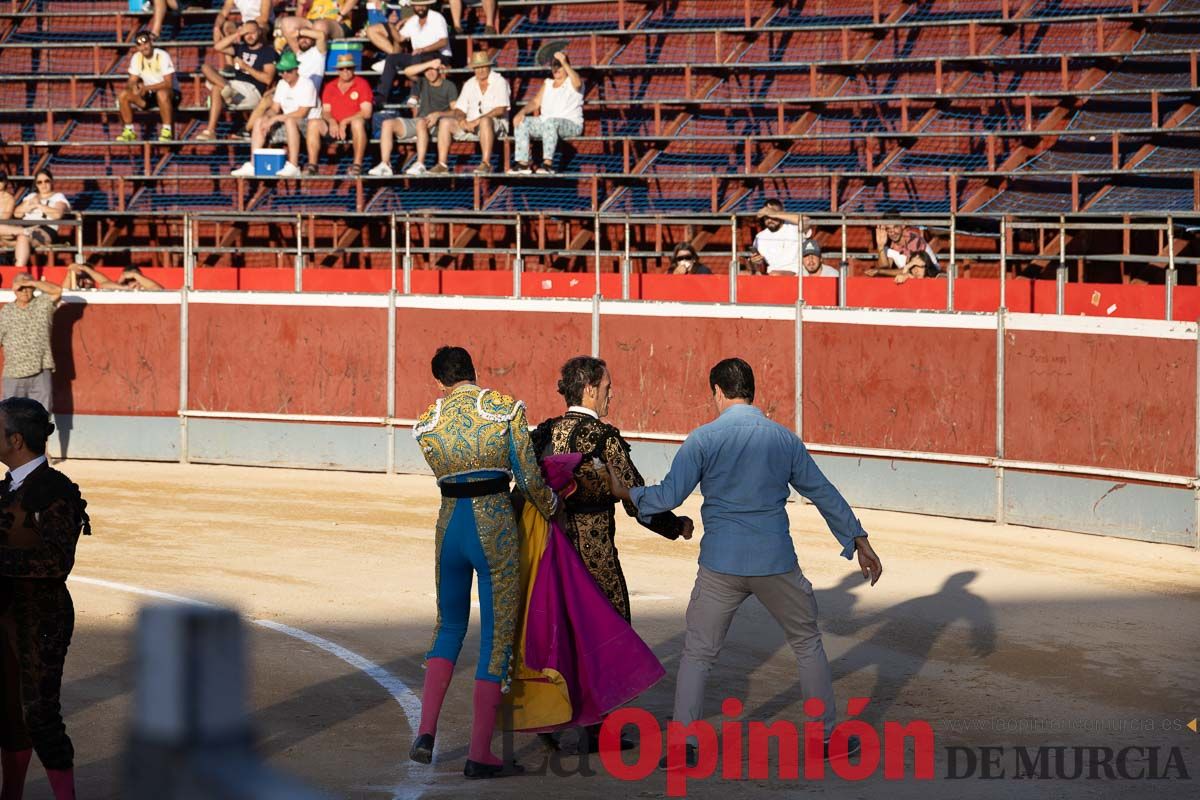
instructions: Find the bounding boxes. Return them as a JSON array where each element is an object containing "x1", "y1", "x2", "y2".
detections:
[{"x1": 0, "y1": 0, "x2": 1197, "y2": 282}]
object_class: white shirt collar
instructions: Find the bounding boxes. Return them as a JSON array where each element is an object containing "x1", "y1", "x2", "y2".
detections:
[
  {"x1": 9, "y1": 455, "x2": 47, "y2": 492},
  {"x1": 567, "y1": 405, "x2": 599, "y2": 419}
]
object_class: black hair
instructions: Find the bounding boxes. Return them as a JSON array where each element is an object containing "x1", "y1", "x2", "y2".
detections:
[
  {"x1": 34, "y1": 168, "x2": 53, "y2": 183},
  {"x1": 907, "y1": 252, "x2": 939, "y2": 277},
  {"x1": 557, "y1": 356, "x2": 607, "y2": 406},
  {"x1": 431, "y1": 346, "x2": 476, "y2": 385},
  {"x1": 0, "y1": 397, "x2": 55, "y2": 455},
  {"x1": 672, "y1": 242, "x2": 698, "y2": 260},
  {"x1": 709, "y1": 358, "x2": 755, "y2": 402},
  {"x1": 762, "y1": 197, "x2": 783, "y2": 210}
]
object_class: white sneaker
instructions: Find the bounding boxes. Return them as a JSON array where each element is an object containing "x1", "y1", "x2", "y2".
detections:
[
  {"x1": 231, "y1": 161, "x2": 255, "y2": 177},
  {"x1": 368, "y1": 162, "x2": 393, "y2": 176},
  {"x1": 405, "y1": 162, "x2": 426, "y2": 176},
  {"x1": 371, "y1": 60, "x2": 386, "y2": 73},
  {"x1": 276, "y1": 161, "x2": 301, "y2": 178}
]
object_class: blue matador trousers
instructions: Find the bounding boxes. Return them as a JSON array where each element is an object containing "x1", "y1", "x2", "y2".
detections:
[{"x1": 426, "y1": 476, "x2": 521, "y2": 686}]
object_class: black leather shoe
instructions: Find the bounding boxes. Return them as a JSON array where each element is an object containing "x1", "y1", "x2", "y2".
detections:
[
  {"x1": 582, "y1": 733, "x2": 637, "y2": 753},
  {"x1": 658, "y1": 744, "x2": 698, "y2": 769},
  {"x1": 409, "y1": 733, "x2": 434, "y2": 764},
  {"x1": 463, "y1": 759, "x2": 525, "y2": 779},
  {"x1": 824, "y1": 735, "x2": 861, "y2": 761}
]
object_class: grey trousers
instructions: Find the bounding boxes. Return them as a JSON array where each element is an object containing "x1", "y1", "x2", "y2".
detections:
[
  {"x1": 3, "y1": 370, "x2": 53, "y2": 415},
  {"x1": 674, "y1": 565, "x2": 838, "y2": 739}
]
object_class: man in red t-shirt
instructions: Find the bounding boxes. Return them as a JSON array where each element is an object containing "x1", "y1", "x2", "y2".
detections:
[{"x1": 305, "y1": 53, "x2": 373, "y2": 175}]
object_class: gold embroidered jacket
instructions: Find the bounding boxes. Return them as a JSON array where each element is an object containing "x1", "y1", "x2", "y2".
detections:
[
  {"x1": 414, "y1": 383, "x2": 557, "y2": 518},
  {"x1": 530, "y1": 410, "x2": 682, "y2": 621}
]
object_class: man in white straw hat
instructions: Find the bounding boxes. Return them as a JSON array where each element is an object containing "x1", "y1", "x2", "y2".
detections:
[{"x1": 432, "y1": 49, "x2": 509, "y2": 175}]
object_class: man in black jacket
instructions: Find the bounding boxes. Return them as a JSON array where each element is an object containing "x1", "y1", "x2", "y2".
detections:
[
  {"x1": 0, "y1": 397, "x2": 90, "y2": 800},
  {"x1": 532, "y1": 356, "x2": 695, "y2": 625}
]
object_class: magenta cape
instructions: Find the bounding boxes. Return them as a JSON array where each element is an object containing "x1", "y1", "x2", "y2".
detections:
[{"x1": 503, "y1": 454, "x2": 665, "y2": 732}]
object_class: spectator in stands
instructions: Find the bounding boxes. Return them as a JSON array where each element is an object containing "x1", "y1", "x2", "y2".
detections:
[
  {"x1": 65, "y1": 264, "x2": 163, "y2": 291},
  {"x1": 0, "y1": 272, "x2": 62, "y2": 416},
  {"x1": 0, "y1": 171, "x2": 70, "y2": 269},
  {"x1": 802, "y1": 240, "x2": 838, "y2": 277},
  {"x1": 213, "y1": 0, "x2": 275, "y2": 68},
  {"x1": 306, "y1": 54, "x2": 374, "y2": 175},
  {"x1": 509, "y1": 50, "x2": 582, "y2": 175},
  {"x1": 892, "y1": 251, "x2": 939, "y2": 284},
  {"x1": 0, "y1": 173, "x2": 14, "y2": 221},
  {"x1": 116, "y1": 32, "x2": 179, "y2": 143},
  {"x1": 369, "y1": 57, "x2": 458, "y2": 176},
  {"x1": 244, "y1": 25, "x2": 327, "y2": 137},
  {"x1": 278, "y1": 0, "x2": 358, "y2": 41},
  {"x1": 368, "y1": 0, "x2": 453, "y2": 107},
  {"x1": 288, "y1": 24, "x2": 330, "y2": 95},
  {"x1": 147, "y1": 0, "x2": 181, "y2": 39},
  {"x1": 197, "y1": 22, "x2": 278, "y2": 141},
  {"x1": 447, "y1": 0, "x2": 499, "y2": 35},
  {"x1": 670, "y1": 243, "x2": 711, "y2": 275},
  {"x1": 750, "y1": 200, "x2": 812, "y2": 275},
  {"x1": 872, "y1": 223, "x2": 938, "y2": 274},
  {"x1": 231, "y1": 50, "x2": 316, "y2": 178},
  {"x1": 433, "y1": 50, "x2": 509, "y2": 174},
  {"x1": 215, "y1": 0, "x2": 274, "y2": 38}
]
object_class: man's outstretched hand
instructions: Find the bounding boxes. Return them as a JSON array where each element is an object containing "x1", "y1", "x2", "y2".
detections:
[
  {"x1": 677, "y1": 516, "x2": 694, "y2": 540},
  {"x1": 606, "y1": 462, "x2": 632, "y2": 502},
  {"x1": 855, "y1": 536, "x2": 883, "y2": 586}
]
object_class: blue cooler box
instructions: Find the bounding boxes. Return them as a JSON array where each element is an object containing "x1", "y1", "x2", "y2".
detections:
[
  {"x1": 129, "y1": 0, "x2": 150, "y2": 11},
  {"x1": 253, "y1": 149, "x2": 287, "y2": 176},
  {"x1": 326, "y1": 42, "x2": 363, "y2": 71},
  {"x1": 367, "y1": 5, "x2": 389, "y2": 26}
]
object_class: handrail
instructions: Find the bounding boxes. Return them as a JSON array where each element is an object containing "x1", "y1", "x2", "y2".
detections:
[
  {"x1": 8, "y1": 84, "x2": 1198, "y2": 115},
  {"x1": 43, "y1": 209, "x2": 1200, "y2": 223},
  {"x1": 2, "y1": 5, "x2": 1196, "y2": 35},
  {"x1": 11, "y1": 125, "x2": 1200, "y2": 146}
]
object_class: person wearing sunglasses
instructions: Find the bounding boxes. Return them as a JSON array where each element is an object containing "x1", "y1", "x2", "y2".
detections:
[
  {"x1": 670, "y1": 242, "x2": 712, "y2": 275},
  {"x1": 116, "y1": 32, "x2": 180, "y2": 143},
  {"x1": 232, "y1": 49, "x2": 317, "y2": 178},
  {"x1": 0, "y1": 171, "x2": 70, "y2": 269},
  {"x1": 306, "y1": 54, "x2": 373, "y2": 175}
]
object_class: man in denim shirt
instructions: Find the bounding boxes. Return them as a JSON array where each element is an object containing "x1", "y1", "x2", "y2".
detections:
[{"x1": 610, "y1": 357, "x2": 883, "y2": 764}]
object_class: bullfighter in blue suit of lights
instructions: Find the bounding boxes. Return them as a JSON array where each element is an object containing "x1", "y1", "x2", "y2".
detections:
[{"x1": 408, "y1": 346, "x2": 558, "y2": 780}]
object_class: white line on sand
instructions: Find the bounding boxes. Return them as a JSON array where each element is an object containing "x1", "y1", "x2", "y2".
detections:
[{"x1": 69, "y1": 575, "x2": 429, "y2": 800}]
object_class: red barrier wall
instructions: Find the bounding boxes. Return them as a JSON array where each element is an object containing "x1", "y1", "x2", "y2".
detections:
[
  {"x1": 52, "y1": 304, "x2": 180, "y2": 416},
  {"x1": 3, "y1": 293, "x2": 1193, "y2": 480},
  {"x1": 599, "y1": 315, "x2": 796, "y2": 433},
  {"x1": 1004, "y1": 331, "x2": 1196, "y2": 475},
  {"x1": 802, "y1": 323, "x2": 997, "y2": 456},
  {"x1": 394, "y1": 308, "x2": 592, "y2": 422},
  {"x1": 6, "y1": 266, "x2": 1193, "y2": 321},
  {"x1": 188, "y1": 305, "x2": 389, "y2": 417}
]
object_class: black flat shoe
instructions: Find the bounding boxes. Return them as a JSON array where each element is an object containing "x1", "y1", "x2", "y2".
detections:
[
  {"x1": 658, "y1": 744, "x2": 698, "y2": 769},
  {"x1": 823, "y1": 735, "x2": 861, "y2": 761},
  {"x1": 582, "y1": 733, "x2": 636, "y2": 753},
  {"x1": 463, "y1": 759, "x2": 525, "y2": 779},
  {"x1": 409, "y1": 733, "x2": 434, "y2": 764}
]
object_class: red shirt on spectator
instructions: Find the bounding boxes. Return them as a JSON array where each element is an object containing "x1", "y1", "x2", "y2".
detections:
[{"x1": 321, "y1": 76, "x2": 373, "y2": 122}]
